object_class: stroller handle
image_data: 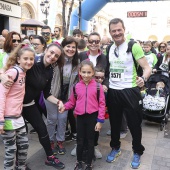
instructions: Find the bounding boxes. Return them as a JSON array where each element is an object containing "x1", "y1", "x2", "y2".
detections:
[{"x1": 152, "y1": 70, "x2": 169, "y2": 74}]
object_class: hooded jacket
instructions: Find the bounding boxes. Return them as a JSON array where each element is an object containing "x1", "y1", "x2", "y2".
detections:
[{"x1": 64, "y1": 79, "x2": 105, "y2": 123}]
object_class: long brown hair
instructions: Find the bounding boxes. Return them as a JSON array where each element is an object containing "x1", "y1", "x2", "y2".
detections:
[
  {"x1": 61, "y1": 36, "x2": 79, "y2": 67},
  {"x1": 46, "y1": 43, "x2": 64, "y2": 68},
  {"x1": 3, "y1": 31, "x2": 21, "y2": 53},
  {"x1": 4, "y1": 44, "x2": 35, "y2": 71},
  {"x1": 165, "y1": 44, "x2": 170, "y2": 62},
  {"x1": 158, "y1": 41, "x2": 167, "y2": 52}
]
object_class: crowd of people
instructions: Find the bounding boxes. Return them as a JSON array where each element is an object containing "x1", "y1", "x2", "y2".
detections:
[{"x1": 0, "y1": 17, "x2": 170, "y2": 170}]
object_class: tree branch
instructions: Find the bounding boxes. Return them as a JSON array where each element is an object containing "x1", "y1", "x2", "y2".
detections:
[{"x1": 66, "y1": 0, "x2": 74, "y2": 35}]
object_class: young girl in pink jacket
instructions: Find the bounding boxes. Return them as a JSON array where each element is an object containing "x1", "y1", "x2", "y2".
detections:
[
  {"x1": 60, "y1": 60, "x2": 105, "y2": 170},
  {"x1": 0, "y1": 44, "x2": 35, "y2": 170}
]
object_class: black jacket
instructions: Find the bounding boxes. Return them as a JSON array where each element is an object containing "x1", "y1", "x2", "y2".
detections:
[
  {"x1": 24, "y1": 56, "x2": 53, "y2": 104},
  {"x1": 154, "y1": 55, "x2": 170, "y2": 71},
  {"x1": 79, "y1": 50, "x2": 107, "y2": 71}
]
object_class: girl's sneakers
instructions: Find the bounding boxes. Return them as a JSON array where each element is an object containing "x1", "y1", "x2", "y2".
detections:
[
  {"x1": 85, "y1": 164, "x2": 93, "y2": 170},
  {"x1": 45, "y1": 155, "x2": 65, "y2": 169},
  {"x1": 74, "y1": 161, "x2": 83, "y2": 170},
  {"x1": 57, "y1": 141, "x2": 66, "y2": 155}
]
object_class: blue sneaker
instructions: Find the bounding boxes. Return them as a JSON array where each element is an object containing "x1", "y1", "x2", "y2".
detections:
[
  {"x1": 106, "y1": 148, "x2": 121, "y2": 163},
  {"x1": 130, "y1": 153, "x2": 141, "y2": 169}
]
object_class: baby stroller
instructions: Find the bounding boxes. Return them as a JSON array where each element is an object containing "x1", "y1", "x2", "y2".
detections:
[{"x1": 142, "y1": 71, "x2": 170, "y2": 132}]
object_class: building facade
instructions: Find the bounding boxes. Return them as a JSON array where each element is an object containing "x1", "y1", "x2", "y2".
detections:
[
  {"x1": 14, "y1": 0, "x2": 111, "y2": 38},
  {"x1": 104, "y1": 1, "x2": 170, "y2": 42},
  {"x1": 4, "y1": 0, "x2": 169, "y2": 41},
  {"x1": 0, "y1": 0, "x2": 21, "y2": 33}
]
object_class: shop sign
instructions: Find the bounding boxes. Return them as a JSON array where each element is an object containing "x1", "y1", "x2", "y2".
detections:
[
  {"x1": 127, "y1": 11, "x2": 147, "y2": 18},
  {"x1": 0, "y1": 0, "x2": 21, "y2": 18}
]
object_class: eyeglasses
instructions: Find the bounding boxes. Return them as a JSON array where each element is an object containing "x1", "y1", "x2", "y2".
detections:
[
  {"x1": 114, "y1": 47, "x2": 119, "y2": 58},
  {"x1": 95, "y1": 76, "x2": 105, "y2": 80},
  {"x1": 31, "y1": 43, "x2": 41, "y2": 47},
  {"x1": 12, "y1": 39, "x2": 21, "y2": 43},
  {"x1": 41, "y1": 32, "x2": 50, "y2": 36},
  {"x1": 160, "y1": 46, "x2": 166, "y2": 48},
  {"x1": 88, "y1": 40, "x2": 100, "y2": 44}
]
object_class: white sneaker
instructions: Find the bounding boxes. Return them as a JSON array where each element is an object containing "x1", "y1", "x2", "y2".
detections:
[
  {"x1": 107, "y1": 130, "x2": 111, "y2": 136},
  {"x1": 94, "y1": 146, "x2": 102, "y2": 159},
  {"x1": 120, "y1": 131, "x2": 128, "y2": 139},
  {"x1": 71, "y1": 144, "x2": 77, "y2": 156}
]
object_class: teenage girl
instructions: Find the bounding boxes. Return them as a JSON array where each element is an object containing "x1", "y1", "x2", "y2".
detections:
[
  {"x1": 0, "y1": 44, "x2": 35, "y2": 170},
  {"x1": 60, "y1": 60, "x2": 105, "y2": 170}
]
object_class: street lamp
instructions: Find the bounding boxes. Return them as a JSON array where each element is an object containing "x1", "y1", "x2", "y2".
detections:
[{"x1": 40, "y1": 0, "x2": 50, "y2": 25}]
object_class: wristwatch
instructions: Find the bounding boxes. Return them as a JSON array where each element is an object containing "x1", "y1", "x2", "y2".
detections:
[{"x1": 141, "y1": 76, "x2": 147, "y2": 83}]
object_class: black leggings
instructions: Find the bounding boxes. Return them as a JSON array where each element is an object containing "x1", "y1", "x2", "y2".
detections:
[
  {"x1": 22, "y1": 104, "x2": 53, "y2": 156},
  {"x1": 66, "y1": 109, "x2": 77, "y2": 134},
  {"x1": 76, "y1": 112, "x2": 97, "y2": 165},
  {"x1": 107, "y1": 87, "x2": 145, "y2": 155}
]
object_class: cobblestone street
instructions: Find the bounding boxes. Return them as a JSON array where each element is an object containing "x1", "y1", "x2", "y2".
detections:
[{"x1": 0, "y1": 119, "x2": 170, "y2": 170}]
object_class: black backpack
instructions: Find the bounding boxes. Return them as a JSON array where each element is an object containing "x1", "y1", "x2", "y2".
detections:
[
  {"x1": 0, "y1": 67, "x2": 19, "y2": 83},
  {"x1": 12, "y1": 67, "x2": 19, "y2": 82},
  {"x1": 106, "y1": 40, "x2": 143, "y2": 77}
]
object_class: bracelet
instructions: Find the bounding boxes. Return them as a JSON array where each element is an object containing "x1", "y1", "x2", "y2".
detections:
[{"x1": 141, "y1": 76, "x2": 147, "y2": 83}]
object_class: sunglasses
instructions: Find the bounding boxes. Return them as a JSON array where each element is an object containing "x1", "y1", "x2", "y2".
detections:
[
  {"x1": 160, "y1": 46, "x2": 166, "y2": 48},
  {"x1": 31, "y1": 43, "x2": 41, "y2": 47},
  {"x1": 88, "y1": 40, "x2": 100, "y2": 44},
  {"x1": 114, "y1": 48, "x2": 119, "y2": 58},
  {"x1": 95, "y1": 76, "x2": 105, "y2": 80},
  {"x1": 41, "y1": 32, "x2": 50, "y2": 36},
  {"x1": 12, "y1": 39, "x2": 21, "y2": 43}
]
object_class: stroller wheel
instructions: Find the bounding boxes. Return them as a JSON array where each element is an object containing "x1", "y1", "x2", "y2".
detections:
[
  {"x1": 160, "y1": 125, "x2": 164, "y2": 131},
  {"x1": 165, "y1": 114, "x2": 169, "y2": 124},
  {"x1": 160, "y1": 120, "x2": 165, "y2": 131}
]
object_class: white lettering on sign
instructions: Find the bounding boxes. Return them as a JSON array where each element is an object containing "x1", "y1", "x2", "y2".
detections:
[
  {"x1": 127, "y1": 11, "x2": 147, "y2": 18},
  {"x1": 0, "y1": 3, "x2": 12, "y2": 12}
]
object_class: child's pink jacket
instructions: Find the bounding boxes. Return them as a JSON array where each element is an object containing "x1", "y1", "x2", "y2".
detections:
[
  {"x1": 64, "y1": 79, "x2": 105, "y2": 123},
  {"x1": 0, "y1": 67, "x2": 25, "y2": 124}
]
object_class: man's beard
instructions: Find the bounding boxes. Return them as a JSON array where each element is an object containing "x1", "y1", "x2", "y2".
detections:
[{"x1": 55, "y1": 34, "x2": 60, "y2": 39}]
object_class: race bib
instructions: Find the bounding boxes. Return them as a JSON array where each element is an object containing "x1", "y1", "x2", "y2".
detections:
[
  {"x1": 159, "y1": 63, "x2": 168, "y2": 71},
  {"x1": 110, "y1": 68, "x2": 124, "y2": 81}
]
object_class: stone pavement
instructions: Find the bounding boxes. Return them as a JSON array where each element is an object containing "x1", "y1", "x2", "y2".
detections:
[{"x1": 0, "y1": 119, "x2": 170, "y2": 170}]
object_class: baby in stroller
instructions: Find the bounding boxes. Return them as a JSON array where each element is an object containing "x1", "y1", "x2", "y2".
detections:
[
  {"x1": 155, "y1": 81, "x2": 166, "y2": 97},
  {"x1": 143, "y1": 80, "x2": 166, "y2": 111}
]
